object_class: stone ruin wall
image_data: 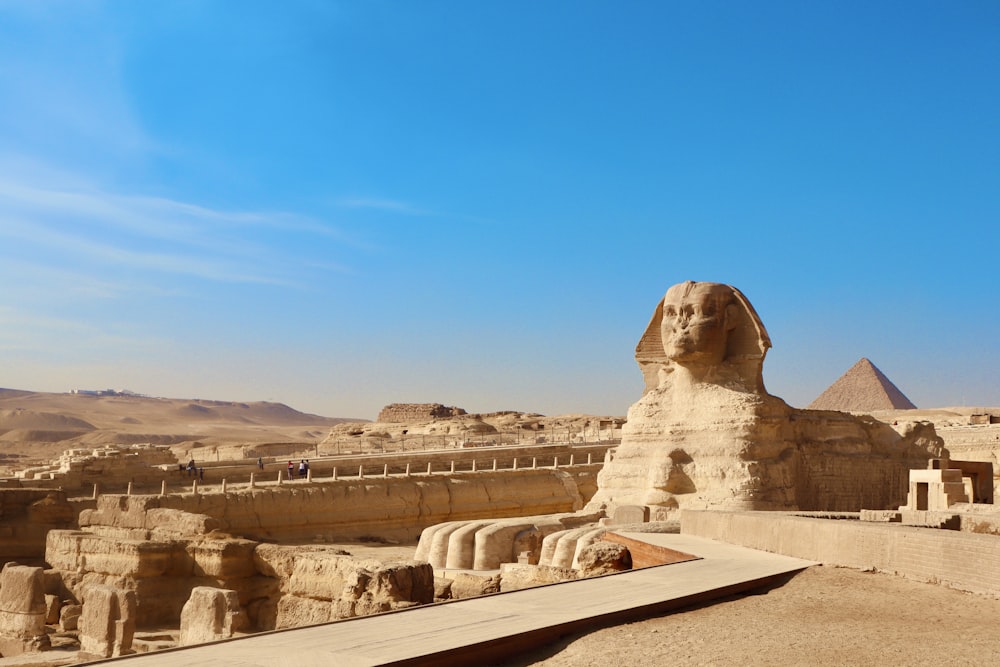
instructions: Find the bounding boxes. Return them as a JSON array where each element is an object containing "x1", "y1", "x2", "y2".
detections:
[
  {"x1": 376, "y1": 403, "x2": 468, "y2": 423},
  {"x1": 78, "y1": 468, "x2": 592, "y2": 544},
  {"x1": 0, "y1": 490, "x2": 78, "y2": 566},
  {"x1": 39, "y1": 467, "x2": 593, "y2": 628},
  {"x1": 13, "y1": 444, "x2": 178, "y2": 493},
  {"x1": 777, "y1": 415, "x2": 944, "y2": 512}
]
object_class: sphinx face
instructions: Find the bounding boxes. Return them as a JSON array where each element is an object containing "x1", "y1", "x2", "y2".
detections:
[{"x1": 659, "y1": 282, "x2": 734, "y2": 366}]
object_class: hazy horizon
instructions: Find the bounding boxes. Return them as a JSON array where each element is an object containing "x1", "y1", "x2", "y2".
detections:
[{"x1": 2, "y1": 2, "x2": 998, "y2": 420}]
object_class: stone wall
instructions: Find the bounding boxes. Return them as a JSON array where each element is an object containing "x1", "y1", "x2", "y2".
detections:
[
  {"x1": 681, "y1": 509, "x2": 1000, "y2": 597},
  {"x1": 76, "y1": 468, "x2": 594, "y2": 544},
  {"x1": 0, "y1": 490, "x2": 77, "y2": 567},
  {"x1": 45, "y1": 531, "x2": 437, "y2": 628},
  {"x1": 376, "y1": 403, "x2": 467, "y2": 423}
]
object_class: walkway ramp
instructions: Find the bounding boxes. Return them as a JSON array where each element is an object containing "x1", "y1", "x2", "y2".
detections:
[{"x1": 97, "y1": 534, "x2": 814, "y2": 667}]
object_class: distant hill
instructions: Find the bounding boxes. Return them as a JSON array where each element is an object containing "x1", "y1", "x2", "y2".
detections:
[{"x1": 0, "y1": 388, "x2": 366, "y2": 471}]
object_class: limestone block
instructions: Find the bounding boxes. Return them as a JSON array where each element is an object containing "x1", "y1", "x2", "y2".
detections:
[
  {"x1": 45, "y1": 530, "x2": 179, "y2": 578},
  {"x1": 146, "y1": 508, "x2": 222, "y2": 537},
  {"x1": 433, "y1": 577, "x2": 453, "y2": 600},
  {"x1": 498, "y1": 563, "x2": 578, "y2": 592},
  {"x1": 274, "y1": 595, "x2": 332, "y2": 629},
  {"x1": 0, "y1": 564, "x2": 49, "y2": 654},
  {"x1": 179, "y1": 587, "x2": 246, "y2": 645},
  {"x1": 186, "y1": 538, "x2": 257, "y2": 578},
  {"x1": 44, "y1": 594, "x2": 61, "y2": 624},
  {"x1": 59, "y1": 604, "x2": 82, "y2": 631},
  {"x1": 610, "y1": 505, "x2": 650, "y2": 525},
  {"x1": 576, "y1": 542, "x2": 632, "y2": 576},
  {"x1": 79, "y1": 584, "x2": 136, "y2": 658},
  {"x1": 448, "y1": 573, "x2": 500, "y2": 600},
  {"x1": 253, "y1": 545, "x2": 433, "y2": 629}
]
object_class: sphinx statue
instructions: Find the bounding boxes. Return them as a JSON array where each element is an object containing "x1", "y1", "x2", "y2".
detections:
[
  {"x1": 587, "y1": 280, "x2": 944, "y2": 518},
  {"x1": 415, "y1": 281, "x2": 945, "y2": 571}
]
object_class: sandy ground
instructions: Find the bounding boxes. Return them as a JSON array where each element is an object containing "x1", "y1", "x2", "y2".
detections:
[{"x1": 496, "y1": 565, "x2": 1000, "y2": 667}]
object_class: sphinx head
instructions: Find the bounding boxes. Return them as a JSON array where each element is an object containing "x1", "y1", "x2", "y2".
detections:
[{"x1": 636, "y1": 281, "x2": 771, "y2": 392}]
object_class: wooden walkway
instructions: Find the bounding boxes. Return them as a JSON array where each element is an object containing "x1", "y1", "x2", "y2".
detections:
[{"x1": 94, "y1": 534, "x2": 814, "y2": 666}]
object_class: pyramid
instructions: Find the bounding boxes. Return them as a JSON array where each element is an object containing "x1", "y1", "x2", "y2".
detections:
[{"x1": 807, "y1": 358, "x2": 917, "y2": 411}]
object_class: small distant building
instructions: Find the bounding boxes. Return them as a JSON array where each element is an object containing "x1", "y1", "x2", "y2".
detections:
[{"x1": 969, "y1": 414, "x2": 1000, "y2": 425}]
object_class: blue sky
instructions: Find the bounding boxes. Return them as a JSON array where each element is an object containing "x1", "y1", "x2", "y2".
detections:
[{"x1": 1, "y1": 1, "x2": 998, "y2": 419}]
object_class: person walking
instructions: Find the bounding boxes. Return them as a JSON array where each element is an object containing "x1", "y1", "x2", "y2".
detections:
[
  {"x1": 287, "y1": 461, "x2": 294, "y2": 481},
  {"x1": 257, "y1": 456, "x2": 264, "y2": 470}
]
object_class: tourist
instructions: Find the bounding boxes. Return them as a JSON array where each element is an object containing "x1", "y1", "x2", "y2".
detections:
[
  {"x1": 287, "y1": 461, "x2": 294, "y2": 480},
  {"x1": 187, "y1": 459, "x2": 195, "y2": 477},
  {"x1": 298, "y1": 460, "x2": 306, "y2": 478},
  {"x1": 198, "y1": 467, "x2": 204, "y2": 481},
  {"x1": 257, "y1": 456, "x2": 264, "y2": 470}
]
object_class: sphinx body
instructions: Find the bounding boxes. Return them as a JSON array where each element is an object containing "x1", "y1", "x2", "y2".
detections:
[{"x1": 586, "y1": 281, "x2": 943, "y2": 519}]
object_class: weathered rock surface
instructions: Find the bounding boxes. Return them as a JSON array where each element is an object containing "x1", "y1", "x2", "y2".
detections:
[
  {"x1": 78, "y1": 584, "x2": 135, "y2": 658},
  {"x1": 0, "y1": 564, "x2": 49, "y2": 656},
  {"x1": 576, "y1": 542, "x2": 632, "y2": 576},
  {"x1": 179, "y1": 587, "x2": 246, "y2": 645},
  {"x1": 253, "y1": 544, "x2": 433, "y2": 629},
  {"x1": 0, "y1": 490, "x2": 77, "y2": 569},
  {"x1": 448, "y1": 573, "x2": 500, "y2": 599},
  {"x1": 59, "y1": 604, "x2": 82, "y2": 632},
  {"x1": 498, "y1": 563, "x2": 578, "y2": 592},
  {"x1": 376, "y1": 403, "x2": 467, "y2": 423}
]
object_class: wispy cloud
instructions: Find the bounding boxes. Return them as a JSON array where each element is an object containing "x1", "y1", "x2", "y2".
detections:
[
  {"x1": 0, "y1": 170, "x2": 353, "y2": 291},
  {"x1": 336, "y1": 197, "x2": 430, "y2": 216}
]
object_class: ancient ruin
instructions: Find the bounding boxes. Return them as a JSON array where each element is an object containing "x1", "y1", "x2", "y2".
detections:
[
  {"x1": 0, "y1": 281, "x2": 997, "y2": 663},
  {"x1": 587, "y1": 281, "x2": 943, "y2": 518},
  {"x1": 417, "y1": 281, "x2": 948, "y2": 574},
  {"x1": 376, "y1": 403, "x2": 467, "y2": 423},
  {"x1": 808, "y1": 357, "x2": 918, "y2": 411}
]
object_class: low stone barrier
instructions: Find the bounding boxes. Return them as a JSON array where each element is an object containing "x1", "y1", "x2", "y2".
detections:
[{"x1": 681, "y1": 509, "x2": 1000, "y2": 597}]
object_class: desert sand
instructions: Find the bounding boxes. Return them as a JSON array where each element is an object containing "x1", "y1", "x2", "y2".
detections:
[{"x1": 497, "y1": 565, "x2": 1000, "y2": 666}]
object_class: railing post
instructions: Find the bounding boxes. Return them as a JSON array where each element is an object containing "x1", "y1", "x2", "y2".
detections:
[
  {"x1": 332, "y1": 467, "x2": 338, "y2": 480},
  {"x1": 192, "y1": 480, "x2": 199, "y2": 495},
  {"x1": 126, "y1": 482, "x2": 133, "y2": 496},
  {"x1": 532, "y1": 457, "x2": 537, "y2": 469},
  {"x1": 250, "y1": 473, "x2": 256, "y2": 488},
  {"x1": 427, "y1": 462, "x2": 433, "y2": 475},
  {"x1": 492, "y1": 459, "x2": 497, "y2": 471},
  {"x1": 450, "y1": 461, "x2": 456, "y2": 474},
  {"x1": 222, "y1": 479, "x2": 227, "y2": 493},
  {"x1": 383, "y1": 464, "x2": 389, "y2": 478},
  {"x1": 160, "y1": 480, "x2": 167, "y2": 497},
  {"x1": 405, "y1": 463, "x2": 411, "y2": 477},
  {"x1": 358, "y1": 465, "x2": 364, "y2": 479}
]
